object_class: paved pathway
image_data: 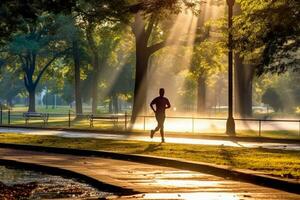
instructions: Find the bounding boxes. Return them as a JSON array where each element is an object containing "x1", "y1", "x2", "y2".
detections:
[
  {"x1": 0, "y1": 148, "x2": 299, "y2": 200},
  {"x1": 1, "y1": 127, "x2": 300, "y2": 151}
]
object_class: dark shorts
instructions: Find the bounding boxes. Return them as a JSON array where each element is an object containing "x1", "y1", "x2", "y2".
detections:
[{"x1": 155, "y1": 112, "x2": 165, "y2": 127}]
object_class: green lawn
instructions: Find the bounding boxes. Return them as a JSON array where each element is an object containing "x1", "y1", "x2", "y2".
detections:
[{"x1": 0, "y1": 133, "x2": 299, "y2": 179}]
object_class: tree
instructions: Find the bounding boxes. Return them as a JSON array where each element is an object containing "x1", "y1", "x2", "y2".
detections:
[
  {"x1": 234, "y1": 55, "x2": 256, "y2": 117},
  {"x1": 0, "y1": 66, "x2": 24, "y2": 106},
  {"x1": 85, "y1": 23, "x2": 123, "y2": 113},
  {"x1": 0, "y1": 0, "x2": 73, "y2": 44},
  {"x1": 130, "y1": 1, "x2": 202, "y2": 123},
  {"x1": 262, "y1": 88, "x2": 283, "y2": 112},
  {"x1": 109, "y1": 62, "x2": 135, "y2": 113},
  {"x1": 232, "y1": 4, "x2": 256, "y2": 117},
  {"x1": 232, "y1": 0, "x2": 300, "y2": 116},
  {"x1": 72, "y1": 0, "x2": 130, "y2": 114},
  {"x1": 234, "y1": 0, "x2": 300, "y2": 74},
  {"x1": 191, "y1": 39, "x2": 224, "y2": 114},
  {"x1": 7, "y1": 15, "x2": 70, "y2": 112}
]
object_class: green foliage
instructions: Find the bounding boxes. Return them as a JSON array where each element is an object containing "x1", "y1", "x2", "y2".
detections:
[
  {"x1": 254, "y1": 72, "x2": 300, "y2": 113},
  {"x1": 0, "y1": 66, "x2": 24, "y2": 105},
  {"x1": 191, "y1": 40, "x2": 224, "y2": 80},
  {"x1": 233, "y1": 0, "x2": 300, "y2": 74},
  {"x1": 133, "y1": 0, "x2": 203, "y2": 16},
  {"x1": 7, "y1": 14, "x2": 71, "y2": 87}
]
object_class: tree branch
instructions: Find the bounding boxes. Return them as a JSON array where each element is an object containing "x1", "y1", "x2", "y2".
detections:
[
  {"x1": 86, "y1": 23, "x2": 97, "y2": 54},
  {"x1": 145, "y1": 15, "x2": 156, "y2": 41},
  {"x1": 147, "y1": 39, "x2": 188, "y2": 55},
  {"x1": 19, "y1": 55, "x2": 26, "y2": 69},
  {"x1": 33, "y1": 48, "x2": 71, "y2": 88},
  {"x1": 147, "y1": 41, "x2": 167, "y2": 54},
  {"x1": 23, "y1": 75, "x2": 30, "y2": 90}
]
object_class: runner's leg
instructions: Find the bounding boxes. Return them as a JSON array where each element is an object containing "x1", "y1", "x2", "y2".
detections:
[
  {"x1": 151, "y1": 113, "x2": 160, "y2": 138},
  {"x1": 159, "y1": 115, "x2": 165, "y2": 142}
]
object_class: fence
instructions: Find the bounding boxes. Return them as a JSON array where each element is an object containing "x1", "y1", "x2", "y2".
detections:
[
  {"x1": 0, "y1": 107, "x2": 299, "y2": 139},
  {"x1": 133, "y1": 115, "x2": 300, "y2": 138}
]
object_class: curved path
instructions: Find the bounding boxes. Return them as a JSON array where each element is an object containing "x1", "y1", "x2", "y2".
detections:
[
  {"x1": 0, "y1": 148, "x2": 299, "y2": 200},
  {"x1": 1, "y1": 127, "x2": 300, "y2": 151}
]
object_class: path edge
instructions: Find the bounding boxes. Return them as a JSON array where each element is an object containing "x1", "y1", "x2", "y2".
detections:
[
  {"x1": 0, "y1": 157, "x2": 138, "y2": 196},
  {"x1": 0, "y1": 142, "x2": 299, "y2": 195}
]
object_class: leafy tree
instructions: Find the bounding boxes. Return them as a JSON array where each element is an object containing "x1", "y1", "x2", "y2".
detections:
[
  {"x1": 234, "y1": 0, "x2": 300, "y2": 74},
  {"x1": 191, "y1": 40, "x2": 224, "y2": 114},
  {"x1": 84, "y1": 23, "x2": 123, "y2": 113},
  {"x1": 0, "y1": 66, "x2": 24, "y2": 106},
  {"x1": 262, "y1": 88, "x2": 283, "y2": 112},
  {"x1": 0, "y1": 0, "x2": 73, "y2": 44},
  {"x1": 72, "y1": 0, "x2": 130, "y2": 114},
  {"x1": 130, "y1": 0, "x2": 202, "y2": 123},
  {"x1": 7, "y1": 15, "x2": 70, "y2": 112}
]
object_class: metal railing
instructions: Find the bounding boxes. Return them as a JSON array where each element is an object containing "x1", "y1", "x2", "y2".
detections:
[{"x1": 0, "y1": 107, "x2": 299, "y2": 138}]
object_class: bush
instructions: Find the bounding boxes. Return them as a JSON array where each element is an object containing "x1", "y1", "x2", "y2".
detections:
[{"x1": 262, "y1": 88, "x2": 283, "y2": 112}]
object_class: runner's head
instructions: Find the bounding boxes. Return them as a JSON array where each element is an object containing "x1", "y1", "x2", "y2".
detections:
[{"x1": 159, "y1": 88, "x2": 165, "y2": 97}]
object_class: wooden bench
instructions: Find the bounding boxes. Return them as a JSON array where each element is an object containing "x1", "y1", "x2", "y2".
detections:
[
  {"x1": 23, "y1": 112, "x2": 49, "y2": 126},
  {"x1": 88, "y1": 115, "x2": 119, "y2": 128}
]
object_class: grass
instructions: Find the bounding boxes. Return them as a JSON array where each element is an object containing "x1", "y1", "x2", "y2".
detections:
[
  {"x1": 1, "y1": 105, "x2": 299, "y2": 139},
  {"x1": 1, "y1": 114, "x2": 300, "y2": 140},
  {"x1": 0, "y1": 133, "x2": 299, "y2": 179}
]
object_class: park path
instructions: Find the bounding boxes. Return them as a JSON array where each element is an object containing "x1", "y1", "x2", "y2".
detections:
[
  {"x1": 0, "y1": 147, "x2": 299, "y2": 200},
  {"x1": 0, "y1": 127, "x2": 300, "y2": 151}
]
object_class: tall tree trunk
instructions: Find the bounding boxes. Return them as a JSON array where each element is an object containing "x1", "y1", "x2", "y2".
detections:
[
  {"x1": 28, "y1": 88, "x2": 36, "y2": 112},
  {"x1": 52, "y1": 94, "x2": 55, "y2": 109},
  {"x1": 91, "y1": 56, "x2": 99, "y2": 114},
  {"x1": 131, "y1": 50, "x2": 149, "y2": 123},
  {"x1": 45, "y1": 89, "x2": 48, "y2": 109},
  {"x1": 119, "y1": 99, "x2": 122, "y2": 112},
  {"x1": 109, "y1": 98, "x2": 113, "y2": 113},
  {"x1": 113, "y1": 93, "x2": 119, "y2": 114},
  {"x1": 7, "y1": 97, "x2": 13, "y2": 107},
  {"x1": 130, "y1": 13, "x2": 168, "y2": 123},
  {"x1": 86, "y1": 25, "x2": 100, "y2": 114},
  {"x1": 197, "y1": 75, "x2": 206, "y2": 114},
  {"x1": 234, "y1": 54, "x2": 255, "y2": 117},
  {"x1": 232, "y1": 2, "x2": 254, "y2": 117},
  {"x1": 73, "y1": 40, "x2": 83, "y2": 115}
]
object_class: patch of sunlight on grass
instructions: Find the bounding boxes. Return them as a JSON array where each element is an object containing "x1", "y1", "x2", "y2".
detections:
[{"x1": 0, "y1": 133, "x2": 299, "y2": 179}]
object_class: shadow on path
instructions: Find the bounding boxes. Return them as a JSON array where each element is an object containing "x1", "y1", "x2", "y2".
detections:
[{"x1": 133, "y1": 143, "x2": 163, "y2": 154}]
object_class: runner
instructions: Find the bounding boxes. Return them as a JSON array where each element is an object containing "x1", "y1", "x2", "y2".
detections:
[{"x1": 150, "y1": 88, "x2": 171, "y2": 143}]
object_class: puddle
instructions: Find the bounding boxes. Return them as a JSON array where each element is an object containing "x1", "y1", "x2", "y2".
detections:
[{"x1": 0, "y1": 165, "x2": 112, "y2": 199}]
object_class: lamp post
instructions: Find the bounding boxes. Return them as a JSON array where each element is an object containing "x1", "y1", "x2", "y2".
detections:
[{"x1": 226, "y1": 0, "x2": 236, "y2": 136}]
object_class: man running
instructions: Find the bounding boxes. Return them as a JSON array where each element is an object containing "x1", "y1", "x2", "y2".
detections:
[{"x1": 150, "y1": 88, "x2": 171, "y2": 143}]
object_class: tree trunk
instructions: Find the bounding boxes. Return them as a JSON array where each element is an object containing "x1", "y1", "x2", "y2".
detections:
[
  {"x1": 113, "y1": 94, "x2": 119, "y2": 114},
  {"x1": 109, "y1": 98, "x2": 113, "y2": 113},
  {"x1": 91, "y1": 56, "x2": 99, "y2": 114},
  {"x1": 131, "y1": 50, "x2": 149, "y2": 123},
  {"x1": 130, "y1": 13, "x2": 167, "y2": 123},
  {"x1": 7, "y1": 97, "x2": 13, "y2": 107},
  {"x1": 86, "y1": 25, "x2": 100, "y2": 114},
  {"x1": 197, "y1": 75, "x2": 206, "y2": 114},
  {"x1": 45, "y1": 90, "x2": 48, "y2": 109},
  {"x1": 131, "y1": 14, "x2": 150, "y2": 123},
  {"x1": 73, "y1": 40, "x2": 83, "y2": 115},
  {"x1": 52, "y1": 94, "x2": 55, "y2": 109},
  {"x1": 234, "y1": 54, "x2": 255, "y2": 117},
  {"x1": 28, "y1": 89, "x2": 36, "y2": 112}
]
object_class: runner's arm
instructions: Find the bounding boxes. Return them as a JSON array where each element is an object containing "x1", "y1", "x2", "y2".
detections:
[
  {"x1": 166, "y1": 99, "x2": 171, "y2": 109},
  {"x1": 150, "y1": 100, "x2": 156, "y2": 112}
]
